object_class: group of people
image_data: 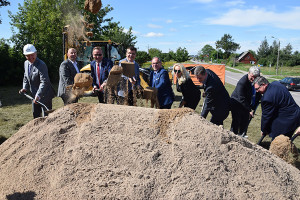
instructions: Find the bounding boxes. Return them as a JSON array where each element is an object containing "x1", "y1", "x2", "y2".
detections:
[{"x1": 19, "y1": 43, "x2": 299, "y2": 141}]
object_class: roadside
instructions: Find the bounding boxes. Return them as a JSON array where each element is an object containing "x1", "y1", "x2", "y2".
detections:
[{"x1": 226, "y1": 66, "x2": 280, "y2": 81}]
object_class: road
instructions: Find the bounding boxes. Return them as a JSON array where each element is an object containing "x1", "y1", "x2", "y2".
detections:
[{"x1": 225, "y1": 70, "x2": 300, "y2": 106}]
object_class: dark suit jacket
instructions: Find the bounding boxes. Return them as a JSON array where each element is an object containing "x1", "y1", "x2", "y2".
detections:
[
  {"x1": 177, "y1": 78, "x2": 201, "y2": 109},
  {"x1": 261, "y1": 81, "x2": 300, "y2": 139},
  {"x1": 201, "y1": 69, "x2": 230, "y2": 119},
  {"x1": 90, "y1": 58, "x2": 113, "y2": 89},
  {"x1": 231, "y1": 74, "x2": 261, "y2": 112},
  {"x1": 150, "y1": 68, "x2": 174, "y2": 107},
  {"x1": 22, "y1": 58, "x2": 55, "y2": 105},
  {"x1": 57, "y1": 59, "x2": 79, "y2": 97}
]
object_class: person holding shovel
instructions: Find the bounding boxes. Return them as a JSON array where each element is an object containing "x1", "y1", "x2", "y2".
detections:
[
  {"x1": 90, "y1": 46, "x2": 113, "y2": 103},
  {"x1": 195, "y1": 65, "x2": 230, "y2": 126},
  {"x1": 150, "y1": 57, "x2": 175, "y2": 109},
  {"x1": 253, "y1": 76, "x2": 300, "y2": 140},
  {"x1": 118, "y1": 46, "x2": 141, "y2": 106},
  {"x1": 230, "y1": 66, "x2": 261, "y2": 138},
  {"x1": 19, "y1": 44, "x2": 55, "y2": 118},
  {"x1": 57, "y1": 48, "x2": 80, "y2": 105}
]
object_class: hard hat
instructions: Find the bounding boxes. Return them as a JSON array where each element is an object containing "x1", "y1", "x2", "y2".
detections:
[{"x1": 23, "y1": 44, "x2": 37, "y2": 55}]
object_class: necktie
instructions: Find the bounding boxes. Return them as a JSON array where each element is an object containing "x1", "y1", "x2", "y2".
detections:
[
  {"x1": 28, "y1": 64, "x2": 32, "y2": 75},
  {"x1": 97, "y1": 63, "x2": 101, "y2": 87}
]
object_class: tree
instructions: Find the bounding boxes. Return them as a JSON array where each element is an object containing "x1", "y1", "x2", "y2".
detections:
[
  {"x1": 0, "y1": 0, "x2": 10, "y2": 24},
  {"x1": 257, "y1": 37, "x2": 270, "y2": 60},
  {"x1": 8, "y1": 0, "x2": 136, "y2": 82},
  {"x1": 148, "y1": 48, "x2": 162, "y2": 59},
  {"x1": 135, "y1": 50, "x2": 150, "y2": 66},
  {"x1": 173, "y1": 47, "x2": 189, "y2": 62},
  {"x1": 200, "y1": 44, "x2": 215, "y2": 57},
  {"x1": 215, "y1": 34, "x2": 240, "y2": 59}
]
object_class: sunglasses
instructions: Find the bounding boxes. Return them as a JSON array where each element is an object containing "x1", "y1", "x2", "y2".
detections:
[
  {"x1": 174, "y1": 70, "x2": 181, "y2": 73},
  {"x1": 93, "y1": 54, "x2": 103, "y2": 57}
]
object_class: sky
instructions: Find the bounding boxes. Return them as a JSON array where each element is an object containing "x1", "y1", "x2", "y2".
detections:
[{"x1": 1, "y1": 0, "x2": 300, "y2": 55}]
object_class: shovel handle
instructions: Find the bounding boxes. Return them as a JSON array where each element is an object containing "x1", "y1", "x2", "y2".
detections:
[
  {"x1": 291, "y1": 133, "x2": 300, "y2": 142},
  {"x1": 257, "y1": 134, "x2": 266, "y2": 145}
]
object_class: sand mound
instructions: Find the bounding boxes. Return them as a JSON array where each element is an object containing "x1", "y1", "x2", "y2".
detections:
[
  {"x1": 0, "y1": 103, "x2": 300, "y2": 199},
  {"x1": 269, "y1": 135, "x2": 299, "y2": 165}
]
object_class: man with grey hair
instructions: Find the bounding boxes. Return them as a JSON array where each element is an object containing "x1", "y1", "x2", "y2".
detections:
[
  {"x1": 253, "y1": 76, "x2": 300, "y2": 140},
  {"x1": 230, "y1": 66, "x2": 262, "y2": 137},
  {"x1": 195, "y1": 65, "x2": 230, "y2": 125}
]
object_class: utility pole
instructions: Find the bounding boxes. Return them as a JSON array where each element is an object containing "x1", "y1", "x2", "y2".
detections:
[{"x1": 272, "y1": 36, "x2": 280, "y2": 76}]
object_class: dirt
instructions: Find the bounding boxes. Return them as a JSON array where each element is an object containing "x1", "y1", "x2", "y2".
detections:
[
  {"x1": 269, "y1": 135, "x2": 299, "y2": 165},
  {"x1": 0, "y1": 103, "x2": 300, "y2": 199}
]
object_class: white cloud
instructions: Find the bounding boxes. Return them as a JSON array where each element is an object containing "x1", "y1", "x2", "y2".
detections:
[
  {"x1": 144, "y1": 32, "x2": 164, "y2": 37},
  {"x1": 169, "y1": 28, "x2": 177, "y2": 32},
  {"x1": 147, "y1": 24, "x2": 163, "y2": 29},
  {"x1": 166, "y1": 19, "x2": 173, "y2": 23},
  {"x1": 225, "y1": 0, "x2": 245, "y2": 7},
  {"x1": 206, "y1": 7, "x2": 300, "y2": 30},
  {"x1": 123, "y1": 28, "x2": 140, "y2": 35}
]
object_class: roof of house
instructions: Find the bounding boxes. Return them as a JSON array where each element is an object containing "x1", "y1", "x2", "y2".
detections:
[{"x1": 237, "y1": 51, "x2": 249, "y2": 61}]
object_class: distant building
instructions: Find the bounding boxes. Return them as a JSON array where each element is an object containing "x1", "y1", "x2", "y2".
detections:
[{"x1": 237, "y1": 51, "x2": 256, "y2": 64}]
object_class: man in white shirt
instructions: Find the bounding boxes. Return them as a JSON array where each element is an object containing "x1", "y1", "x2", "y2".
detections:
[{"x1": 58, "y1": 48, "x2": 80, "y2": 105}]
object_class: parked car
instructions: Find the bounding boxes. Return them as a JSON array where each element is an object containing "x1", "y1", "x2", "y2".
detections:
[{"x1": 279, "y1": 77, "x2": 300, "y2": 91}]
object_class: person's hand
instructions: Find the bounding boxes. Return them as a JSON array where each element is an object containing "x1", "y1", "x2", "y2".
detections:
[
  {"x1": 19, "y1": 88, "x2": 27, "y2": 94},
  {"x1": 249, "y1": 110, "x2": 254, "y2": 119},
  {"x1": 100, "y1": 82, "x2": 106, "y2": 91},
  {"x1": 33, "y1": 96, "x2": 40, "y2": 104},
  {"x1": 92, "y1": 86, "x2": 98, "y2": 93},
  {"x1": 129, "y1": 77, "x2": 136, "y2": 85}
]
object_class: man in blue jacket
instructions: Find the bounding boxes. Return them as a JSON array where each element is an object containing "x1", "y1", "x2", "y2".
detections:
[
  {"x1": 253, "y1": 76, "x2": 300, "y2": 140},
  {"x1": 90, "y1": 46, "x2": 113, "y2": 103},
  {"x1": 195, "y1": 66, "x2": 230, "y2": 126},
  {"x1": 149, "y1": 57, "x2": 174, "y2": 109}
]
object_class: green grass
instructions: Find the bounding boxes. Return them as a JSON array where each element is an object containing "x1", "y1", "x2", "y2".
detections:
[
  {"x1": 0, "y1": 82, "x2": 299, "y2": 156},
  {"x1": 233, "y1": 64, "x2": 300, "y2": 77}
]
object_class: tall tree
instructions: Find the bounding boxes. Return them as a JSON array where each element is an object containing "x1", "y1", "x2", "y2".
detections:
[
  {"x1": 148, "y1": 48, "x2": 162, "y2": 59},
  {"x1": 174, "y1": 47, "x2": 189, "y2": 62},
  {"x1": 0, "y1": 0, "x2": 10, "y2": 24},
  {"x1": 257, "y1": 37, "x2": 270, "y2": 59},
  {"x1": 135, "y1": 50, "x2": 150, "y2": 66},
  {"x1": 215, "y1": 34, "x2": 240, "y2": 59}
]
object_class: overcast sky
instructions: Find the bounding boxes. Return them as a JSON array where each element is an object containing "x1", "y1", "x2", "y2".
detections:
[{"x1": 1, "y1": 0, "x2": 300, "y2": 55}]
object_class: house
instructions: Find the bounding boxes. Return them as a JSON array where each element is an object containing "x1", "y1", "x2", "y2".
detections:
[{"x1": 237, "y1": 51, "x2": 256, "y2": 64}]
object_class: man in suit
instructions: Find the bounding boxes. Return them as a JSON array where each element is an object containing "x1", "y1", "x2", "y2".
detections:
[
  {"x1": 19, "y1": 44, "x2": 55, "y2": 118},
  {"x1": 230, "y1": 66, "x2": 261, "y2": 137},
  {"x1": 149, "y1": 57, "x2": 174, "y2": 109},
  {"x1": 90, "y1": 46, "x2": 113, "y2": 103},
  {"x1": 253, "y1": 76, "x2": 300, "y2": 140},
  {"x1": 195, "y1": 66, "x2": 230, "y2": 126},
  {"x1": 118, "y1": 46, "x2": 141, "y2": 106},
  {"x1": 57, "y1": 48, "x2": 80, "y2": 105}
]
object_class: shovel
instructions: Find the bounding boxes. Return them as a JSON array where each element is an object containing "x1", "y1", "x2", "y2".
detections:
[
  {"x1": 257, "y1": 132, "x2": 300, "y2": 145},
  {"x1": 21, "y1": 92, "x2": 55, "y2": 115}
]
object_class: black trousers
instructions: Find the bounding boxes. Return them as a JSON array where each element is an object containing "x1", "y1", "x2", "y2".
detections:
[
  {"x1": 230, "y1": 99, "x2": 249, "y2": 135},
  {"x1": 32, "y1": 99, "x2": 52, "y2": 118}
]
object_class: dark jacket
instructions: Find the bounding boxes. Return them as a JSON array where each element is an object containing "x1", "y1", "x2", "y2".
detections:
[
  {"x1": 150, "y1": 68, "x2": 174, "y2": 107},
  {"x1": 177, "y1": 78, "x2": 201, "y2": 110},
  {"x1": 231, "y1": 74, "x2": 261, "y2": 112},
  {"x1": 90, "y1": 58, "x2": 113, "y2": 89},
  {"x1": 201, "y1": 69, "x2": 230, "y2": 119},
  {"x1": 261, "y1": 81, "x2": 300, "y2": 139}
]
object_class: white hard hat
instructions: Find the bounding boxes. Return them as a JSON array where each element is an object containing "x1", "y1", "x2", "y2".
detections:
[{"x1": 23, "y1": 44, "x2": 37, "y2": 55}]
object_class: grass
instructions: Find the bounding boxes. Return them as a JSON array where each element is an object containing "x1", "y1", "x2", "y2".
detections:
[{"x1": 232, "y1": 64, "x2": 300, "y2": 77}]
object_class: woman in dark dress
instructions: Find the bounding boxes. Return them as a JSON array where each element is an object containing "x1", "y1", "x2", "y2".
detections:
[{"x1": 172, "y1": 63, "x2": 201, "y2": 110}]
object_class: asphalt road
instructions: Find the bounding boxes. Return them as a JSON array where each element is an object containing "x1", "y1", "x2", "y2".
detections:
[{"x1": 225, "y1": 70, "x2": 300, "y2": 106}]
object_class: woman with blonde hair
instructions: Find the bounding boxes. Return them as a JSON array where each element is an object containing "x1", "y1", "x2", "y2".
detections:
[{"x1": 172, "y1": 63, "x2": 201, "y2": 110}]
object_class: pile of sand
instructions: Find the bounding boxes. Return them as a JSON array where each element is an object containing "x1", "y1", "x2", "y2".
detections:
[{"x1": 0, "y1": 103, "x2": 300, "y2": 199}]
